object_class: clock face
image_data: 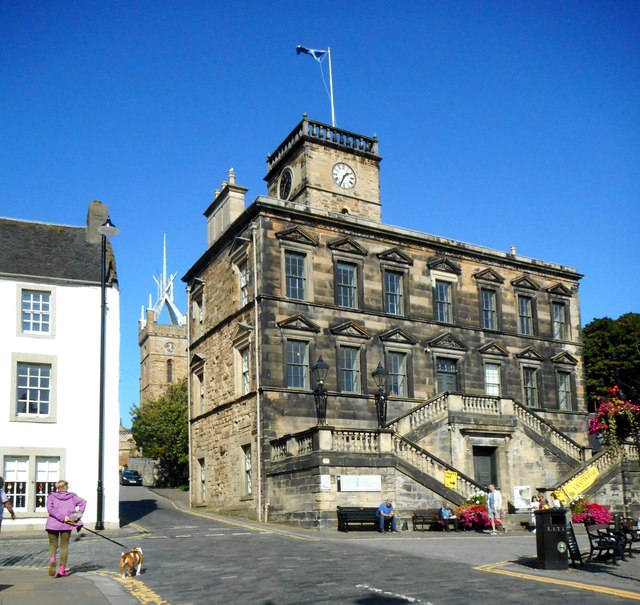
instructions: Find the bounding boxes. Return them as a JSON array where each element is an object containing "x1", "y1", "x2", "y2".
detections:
[
  {"x1": 332, "y1": 162, "x2": 356, "y2": 189},
  {"x1": 279, "y1": 168, "x2": 292, "y2": 200},
  {"x1": 164, "y1": 342, "x2": 176, "y2": 354}
]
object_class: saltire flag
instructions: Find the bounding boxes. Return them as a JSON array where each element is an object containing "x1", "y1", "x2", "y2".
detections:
[{"x1": 296, "y1": 45, "x2": 328, "y2": 62}]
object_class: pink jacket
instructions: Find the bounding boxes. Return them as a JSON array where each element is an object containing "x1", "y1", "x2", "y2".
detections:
[{"x1": 45, "y1": 491, "x2": 86, "y2": 531}]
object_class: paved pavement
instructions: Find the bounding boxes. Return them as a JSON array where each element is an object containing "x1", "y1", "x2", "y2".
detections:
[{"x1": 0, "y1": 488, "x2": 639, "y2": 604}]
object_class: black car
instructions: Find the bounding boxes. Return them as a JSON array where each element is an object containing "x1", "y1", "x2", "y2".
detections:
[{"x1": 120, "y1": 469, "x2": 142, "y2": 486}]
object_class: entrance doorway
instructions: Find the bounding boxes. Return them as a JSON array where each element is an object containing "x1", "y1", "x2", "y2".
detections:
[{"x1": 473, "y1": 446, "x2": 498, "y2": 486}]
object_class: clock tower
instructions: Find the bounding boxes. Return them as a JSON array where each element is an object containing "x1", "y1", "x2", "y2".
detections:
[
  {"x1": 138, "y1": 237, "x2": 187, "y2": 405},
  {"x1": 265, "y1": 114, "x2": 383, "y2": 222}
]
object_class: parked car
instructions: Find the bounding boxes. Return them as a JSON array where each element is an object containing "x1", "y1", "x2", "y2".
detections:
[{"x1": 120, "y1": 469, "x2": 142, "y2": 486}]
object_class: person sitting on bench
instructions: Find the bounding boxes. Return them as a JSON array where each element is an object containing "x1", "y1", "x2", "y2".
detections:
[
  {"x1": 439, "y1": 502, "x2": 460, "y2": 532},
  {"x1": 376, "y1": 498, "x2": 398, "y2": 533}
]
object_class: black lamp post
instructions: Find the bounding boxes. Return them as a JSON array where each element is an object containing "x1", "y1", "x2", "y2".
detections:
[
  {"x1": 312, "y1": 356, "x2": 330, "y2": 425},
  {"x1": 371, "y1": 362, "x2": 389, "y2": 427},
  {"x1": 95, "y1": 217, "x2": 119, "y2": 530}
]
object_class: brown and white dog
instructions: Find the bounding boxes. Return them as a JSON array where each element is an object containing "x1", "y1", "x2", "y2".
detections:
[{"x1": 120, "y1": 547, "x2": 143, "y2": 578}]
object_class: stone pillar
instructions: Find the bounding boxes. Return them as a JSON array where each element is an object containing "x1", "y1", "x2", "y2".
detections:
[{"x1": 378, "y1": 429, "x2": 393, "y2": 453}]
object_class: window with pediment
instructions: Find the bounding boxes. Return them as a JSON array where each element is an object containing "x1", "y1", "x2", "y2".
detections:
[
  {"x1": 277, "y1": 226, "x2": 317, "y2": 303},
  {"x1": 378, "y1": 248, "x2": 412, "y2": 317}
]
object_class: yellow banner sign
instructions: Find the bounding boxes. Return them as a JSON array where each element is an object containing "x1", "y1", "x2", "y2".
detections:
[
  {"x1": 444, "y1": 471, "x2": 458, "y2": 489},
  {"x1": 561, "y1": 466, "x2": 600, "y2": 502}
]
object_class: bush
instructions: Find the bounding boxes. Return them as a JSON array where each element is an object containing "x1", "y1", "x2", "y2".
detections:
[
  {"x1": 454, "y1": 492, "x2": 500, "y2": 529},
  {"x1": 570, "y1": 497, "x2": 611, "y2": 524}
]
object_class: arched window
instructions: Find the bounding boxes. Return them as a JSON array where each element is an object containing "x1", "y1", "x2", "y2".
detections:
[{"x1": 166, "y1": 359, "x2": 173, "y2": 383}]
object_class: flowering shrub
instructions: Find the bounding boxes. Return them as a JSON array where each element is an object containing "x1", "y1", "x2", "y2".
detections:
[
  {"x1": 454, "y1": 492, "x2": 500, "y2": 529},
  {"x1": 569, "y1": 497, "x2": 611, "y2": 525},
  {"x1": 588, "y1": 386, "x2": 639, "y2": 453}
]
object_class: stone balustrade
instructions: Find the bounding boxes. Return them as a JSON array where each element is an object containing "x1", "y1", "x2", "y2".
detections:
[
  {"x1": 555, "y1": 442, "x2": 639, "y2": 495},
  {"x1": 270, "y1": 426, "x2": 387, "y2": 460},
  {"x1": 392, "y1": 435, "x2": 484, "y2": 500},
  {"x1": 267, "y1": 115, "x2": 379, "y2": 173},
  {"x1": 512, "y1": 401, "x2": 585, "y2": 462}
]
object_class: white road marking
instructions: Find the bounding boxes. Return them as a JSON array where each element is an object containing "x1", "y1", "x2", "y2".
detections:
[{"x1": 355, "y1": 584, "x2": 434, "y2": 604}]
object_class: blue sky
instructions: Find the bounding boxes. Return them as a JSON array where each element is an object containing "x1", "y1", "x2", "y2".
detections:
[{"x1": 2, "y1": 1, "x2": 638, "y2": 427}]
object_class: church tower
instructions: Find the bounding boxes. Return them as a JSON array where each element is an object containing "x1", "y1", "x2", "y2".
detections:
[
  {"x1": 138, "y1": 236, "x2": 187, "y2": 405},
  {"x1": 264, "y1": 114, "x2": 382, "y2": 221}
]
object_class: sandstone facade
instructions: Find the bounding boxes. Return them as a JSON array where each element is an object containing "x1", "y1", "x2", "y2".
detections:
[{"x1": 183, "y1": 117, "x2": 638, "y2": 527}]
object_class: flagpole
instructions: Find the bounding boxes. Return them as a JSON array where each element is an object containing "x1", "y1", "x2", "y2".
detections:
[{"x1": 327, "y1": 47, "x2": 336, "y2": 127}]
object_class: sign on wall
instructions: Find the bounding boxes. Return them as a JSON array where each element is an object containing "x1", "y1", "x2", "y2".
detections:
[
  {"x1": 513, "y1": 485, "x2": 532, "y2": 511},
  {"x1": 319, "y1": 474, "x2": 331, "y2": 491},
  {"x1": 337, "y1": 475, "x2": 382, "y2": 492},
  {"x1": 444, "y1": 471, "x2": 458, "y2": 489}
]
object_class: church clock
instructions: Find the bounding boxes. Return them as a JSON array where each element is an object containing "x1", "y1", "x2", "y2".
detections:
[
  {"x1": 279, "y1": 168, "x2": 293, "y2": 200},
  {"x1": 332, "y1": 162, "x2": 356, "y2": 189}
]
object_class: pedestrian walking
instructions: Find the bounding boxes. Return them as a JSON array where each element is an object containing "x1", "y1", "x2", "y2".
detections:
[
  {"x1": 46, "y1": 479, "x2": 86, "y2": 577},
  {"x1": 0, "y1": 477, "x2": 16, "y2": 533},
  {"x1": 487, "y1": 484, "x2": 503, "y2": 535}
]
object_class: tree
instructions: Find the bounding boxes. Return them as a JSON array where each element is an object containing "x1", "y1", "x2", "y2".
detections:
[
  {"x1": 130, "y1": 378, "x2": 188, "y2": 487},
  {"x1": 583, "y1": 313, "x2": 640, "y2": 410}
]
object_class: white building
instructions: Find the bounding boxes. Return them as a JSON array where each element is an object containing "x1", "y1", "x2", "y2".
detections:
[{"x1": 0, "y1": 201, "x2": 120, "y2": 531}]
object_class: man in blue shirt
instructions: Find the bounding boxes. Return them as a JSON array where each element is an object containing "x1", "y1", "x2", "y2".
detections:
[{"x1": 376, "y1": 498, "x2": 398, "y2": 533}]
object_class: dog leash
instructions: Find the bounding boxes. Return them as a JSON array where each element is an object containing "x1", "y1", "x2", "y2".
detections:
[{"x1": 80, "y1": 525, "x2": 129, "y2": 549}]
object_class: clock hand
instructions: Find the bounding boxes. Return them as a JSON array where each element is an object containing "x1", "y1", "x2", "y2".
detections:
[{"x1": 340, "y1": 173, "x2": 348, "y2": 185}]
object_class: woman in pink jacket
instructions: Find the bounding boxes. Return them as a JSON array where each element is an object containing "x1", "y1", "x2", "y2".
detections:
[{"x1": 45, "y1": 480, "x2": 86, "y2": 577}]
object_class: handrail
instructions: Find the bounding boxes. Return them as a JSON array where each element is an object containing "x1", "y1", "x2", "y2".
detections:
[
  {"x1": 512, "y1": 399, "x2": 585, "y2": 462},
  {"x1": 554, "y1": 442, "x2": 639, "y2": 495},
  {"x1": 393, "y1": 434, "x2": 486, "y2": 499},
  {"x1": 386, "y1": 393, "x2": 449, "y2": 431}
]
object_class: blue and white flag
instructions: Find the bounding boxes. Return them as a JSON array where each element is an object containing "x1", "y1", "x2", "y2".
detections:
[{"x1": 296, "y1": 45, "x2": 328, "y2": 62}]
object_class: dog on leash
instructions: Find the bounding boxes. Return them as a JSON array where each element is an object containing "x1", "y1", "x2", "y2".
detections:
[{"x1": 120, "y1": 547, "x2": 143, "y2": 578}]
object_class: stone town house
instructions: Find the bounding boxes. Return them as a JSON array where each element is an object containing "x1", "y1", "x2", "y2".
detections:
[{"x1": 183, "y1": 116, "x2": 638, "y2": 528}]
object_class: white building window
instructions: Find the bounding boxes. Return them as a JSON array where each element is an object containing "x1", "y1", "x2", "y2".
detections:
[
  {"x1": 17, "y1": 363, "x2": 51, "y2": 416},
  {"x1": 3, "y1": 457, "x2": 29, "y2": 512},
  {"x1": 35, "y1": 457, "x2": 59, "y2": 512},
  {"x1": 21, "y1": 290, "x2": 51, "y2": 334}
]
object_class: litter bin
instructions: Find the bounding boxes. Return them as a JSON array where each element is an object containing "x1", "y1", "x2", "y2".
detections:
[{"x1": 535, "y1": 509, "x2": 568, "y2": 570}]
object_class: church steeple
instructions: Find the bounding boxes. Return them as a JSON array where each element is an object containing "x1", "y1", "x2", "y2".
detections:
[{"x1": 140, "y1": 235, "x2": 185, "y2": 328}]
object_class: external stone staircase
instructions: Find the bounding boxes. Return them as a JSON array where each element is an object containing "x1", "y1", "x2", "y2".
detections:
[
  {"x1": 553, "y1": 442, "x2": 639, "y2": 499},
  {"x1": 388, "y1": 392, "x2": 587, "y2": 467},
  {"x1": 268, "y1": 395, "x2": 638, "y2": 528}
]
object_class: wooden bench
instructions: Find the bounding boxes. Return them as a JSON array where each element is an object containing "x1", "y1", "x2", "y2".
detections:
[
  {"x1": 412, "y1": 509, "x2": 444, "y2": 532},
  {"x1": 585, "y1": 523, "x2": 621, "y2": 564},
  {"x1": 337, "y1": 506, "x2": 393, "y2": 532}
]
